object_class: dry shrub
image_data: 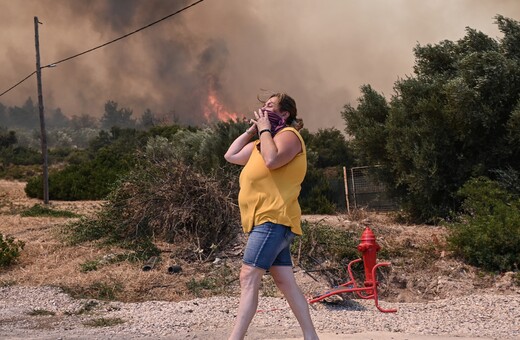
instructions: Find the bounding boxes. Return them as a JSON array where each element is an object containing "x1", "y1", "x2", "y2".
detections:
[{"x1": 101, "y1": 154, "x2": 241, "y2": 257}]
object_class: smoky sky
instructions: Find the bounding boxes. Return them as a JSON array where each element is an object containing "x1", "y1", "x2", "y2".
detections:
[{"x1": 1, "y1": 0, "x2": 519, "y2": 130}]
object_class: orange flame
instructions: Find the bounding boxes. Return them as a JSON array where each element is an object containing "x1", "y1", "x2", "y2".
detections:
[{"x1": 203, "y1": 87, "x2": 239, "y2": 122}]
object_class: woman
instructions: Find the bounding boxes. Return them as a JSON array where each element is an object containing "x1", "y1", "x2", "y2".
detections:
[{"x1": 224, "y1": 93, "x2": 319, "y2": 340}]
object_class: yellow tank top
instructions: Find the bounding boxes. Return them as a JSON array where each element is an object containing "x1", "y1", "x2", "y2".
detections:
[{"x1": 238, "y1": 127, "x2": 307, "y2": 235}]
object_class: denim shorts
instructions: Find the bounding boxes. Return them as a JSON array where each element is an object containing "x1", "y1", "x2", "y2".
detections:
[{"x1": 243, "y1": 222, "x2": 296, "y2": 270}]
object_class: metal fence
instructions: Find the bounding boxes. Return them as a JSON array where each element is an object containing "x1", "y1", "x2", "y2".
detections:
[
  {"x1": 314, "y1": 165, "x2": 397, "y2": 213},
  {"x1": 347, "y1": 166, "x2": 397, "y2": 211}
]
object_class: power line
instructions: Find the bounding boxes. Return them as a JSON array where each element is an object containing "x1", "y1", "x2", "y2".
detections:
[
  {"x1": 42, "y1": 0, "x2": 205, "y2": 68},
  {"x1": 0, "y1": 71, "x2": 36, "y2": 98},
  {"x1": 0, "y1": 0, "x2": 205, "y2": 99}
]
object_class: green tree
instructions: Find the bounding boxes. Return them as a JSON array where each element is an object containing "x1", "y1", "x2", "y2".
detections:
[
  {"x1": 140, "y1": 108, "x2": 156, "y2": 129},
  {"x1": 47, "y1": 108, "x2": 70, "y2": 129},
  {"x1": 25, "y1": 127, "x2": 145, "y2": 200},
  {"x1": 342, "y1": 15, "x2": 520, "y2": 222},
  {"x1": 194, "y1": 120, "x2": 250, "y2": 173},
  {"x1": 342, "y1": 85, "x2": 389, "y2": 167},
  {"x1": 100, "y1": 101, "x2": 135, "y2": 130},
  {"x1": 306, "y1": 127, "x2": 353, "y2": 168},
  {"x1": 24, "y1": 125, "x2": 194, "y2": 200},
  {"x1": 70, "y1": 114, "x2": 98, "y2": 130},
  {"x1": 0, "y1": 128, "x2": 17, "y2": 148},
  {"x1": 8, "y1": 97, "x2": 39, "y2": 129}
]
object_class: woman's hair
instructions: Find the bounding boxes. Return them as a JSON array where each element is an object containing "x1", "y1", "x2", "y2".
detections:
[{"x1": 260, "y1": 92, "x2": 304, "y2": 130}]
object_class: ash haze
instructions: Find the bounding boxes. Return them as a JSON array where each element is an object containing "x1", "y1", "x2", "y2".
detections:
[{"x1": 1, "y1": 0, "x2": 519, "y2": 131}]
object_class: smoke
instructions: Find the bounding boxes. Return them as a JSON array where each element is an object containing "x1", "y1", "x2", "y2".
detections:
[{"x1": 1, "y1": 0, "x2": 519, "y2": 130}]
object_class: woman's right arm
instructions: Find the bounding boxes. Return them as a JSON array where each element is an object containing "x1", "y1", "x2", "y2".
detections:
[{"x1": 224, "y1": 128, "x2": 256, "y2": 166}]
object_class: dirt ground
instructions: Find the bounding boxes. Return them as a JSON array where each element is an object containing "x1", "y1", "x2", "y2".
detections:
[{"x1": 0, "y1": 179, "x2": 518, "y2": 340}]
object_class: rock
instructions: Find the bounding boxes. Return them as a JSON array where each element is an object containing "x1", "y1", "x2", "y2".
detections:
[
  {"x1": 167, "y1": 265, "x2": 183, "y2": 274},
  {"x1": 495, "y1": 271, "x2": 515, "y2": 290}
]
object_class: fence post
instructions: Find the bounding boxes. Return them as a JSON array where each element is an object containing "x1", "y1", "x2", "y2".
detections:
[{"x1": 343, "y1": 166, "x2": 350, "y2": 214}]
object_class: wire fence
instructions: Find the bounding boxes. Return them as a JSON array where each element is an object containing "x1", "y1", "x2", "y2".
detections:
[
  {"x1": 348, "y1": 166, "x2": 397, "y2": 211},
  {"x1": 328, "y1": 166, "x2": 397, "y2": 212}
]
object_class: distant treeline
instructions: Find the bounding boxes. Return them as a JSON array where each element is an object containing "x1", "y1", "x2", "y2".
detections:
[{"x1": 0, "y1": 98, "x2": 164, "y2": 132}]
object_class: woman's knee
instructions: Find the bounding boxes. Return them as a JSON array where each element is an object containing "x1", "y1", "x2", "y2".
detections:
[
  {"x1": 239, "y1": 265, "x2": 264, "y2": 289},
  {"x1": 270, "y1": 266, "x2": 297, "y2": 290}
]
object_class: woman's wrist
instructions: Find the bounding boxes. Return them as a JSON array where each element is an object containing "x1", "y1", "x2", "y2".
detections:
[{"x1": 258, "y1": 128, "x2": 271, "y2": 136}]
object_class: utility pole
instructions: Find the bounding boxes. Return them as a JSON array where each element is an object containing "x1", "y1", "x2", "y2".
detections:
[{"x1": 34, "y1": 16, "x2": 49, "y2": 204}]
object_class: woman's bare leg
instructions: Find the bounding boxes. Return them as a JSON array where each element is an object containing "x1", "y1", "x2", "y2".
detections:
[
  {"x1": 229, "y1": 264, "x2": 265, "y2": 340},
  {"x1": 269, "y1": 266, "x2": 319, "y2": 340}
]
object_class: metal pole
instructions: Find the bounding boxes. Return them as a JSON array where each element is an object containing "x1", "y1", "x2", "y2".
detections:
[
  {"x1": 343, "y1": 166, "x2": 350, "y2": 214},
  {"x1": 34, "y1": 16, "x2": 49, "y2": 204}
]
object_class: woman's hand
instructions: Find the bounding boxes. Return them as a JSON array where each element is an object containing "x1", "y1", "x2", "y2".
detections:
[
  {"x1": 251, "y1": 109, "x2": 271, "y2": 133},
  {"x1": 245, "y1": 123, "x2": 257, "y2": 135}
]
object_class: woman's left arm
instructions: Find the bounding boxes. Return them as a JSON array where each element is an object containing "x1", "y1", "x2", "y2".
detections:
[{"x1": 259, "y1": 130, "x2": 302, "y2": 169}]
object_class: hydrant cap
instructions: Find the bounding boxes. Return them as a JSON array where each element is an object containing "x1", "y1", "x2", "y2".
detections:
[
  {"x1": 357, "y1": 227, "x2": 381, "y2": 252},
  {"x1": 360, "y1": 227, "x2": 376, "y2": 242}
]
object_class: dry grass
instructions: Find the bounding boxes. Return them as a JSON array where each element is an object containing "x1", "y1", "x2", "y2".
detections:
[
  {"x1": 100, "y1": 157, "x2": 240, "y2": 252},
  {"x1": 0, "y1": 180, "x2": 242, "y2": 302}
]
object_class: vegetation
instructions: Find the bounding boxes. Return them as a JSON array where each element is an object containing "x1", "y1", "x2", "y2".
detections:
[
  {"x1": 63, "y1": 279, "x2": 124, "y2": 301},
  {"x1": 342, "y1": 15, "x2": 520, "y2": 222},
  {"x1": 79, "y1": 252, "x2": 139, "y2": 273},
  {"x1": 27, "y1": 309, "x2": 56, "y2": 316},
  {"x1": 20, "y1": 204, "x2": 80, "y2": 218},
  {"x1": 65, "y1": 137, "x2": 241, "y2": 258},
  {"x1": 301, "y1": 128, "x2": 353, "y2": 213},
  {"x1": 292, "y1": 221, "x2": 362, "y2": 286},
  {"x1": 448, "y1": 176, "x2": 520, "y2": 272},
  {"x1": 72, "y1": 301, "x2": 99, "y2": 315},
  {"x1": 63, "y1": 216, "x2": 160, "y2": 262},
  {"x1": 0, "y1": 233, "x2": 25, "y2": 268},
  {"x1": 25, "y1": 127, "x2": 148, "y2": 200},
  {"x1": 83, "y1": 317, "x2": 125, "y2": 327}
]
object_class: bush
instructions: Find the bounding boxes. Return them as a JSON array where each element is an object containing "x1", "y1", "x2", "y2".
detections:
[
  {"x1": 24, "y1": 162, "x2": 122, "y2": 200},
  {"x1": 300, "y1": 167, "x2": 336, "y2": 214},
  {"x1": 0, "y1": 233, "x2": 25, "y2": 268},
  {"x1": 447, "y1": 177, "x2": 520, "y2": 272},
  {"x1": 24, "y1": 126, "x2": 202, "y2": 200},
  {"x1": 64, "y1": 138, "x2": 241, "y2": 260},
  {"x1": 25, "y1": 128, "x2": 143, "y2": 200},
  {"x1": 0, "y1": 164, "x2": 40, "y2": 181},
  {"x1": 20, "y1": 204, "x2": 80, "y2": 218},
  {"x1": 0, "y1": 145, "x2": 41, "y2": 166}
]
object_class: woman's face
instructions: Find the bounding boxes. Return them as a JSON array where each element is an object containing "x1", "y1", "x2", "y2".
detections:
[
  {"x1": 262, "y1": 96, "x2": 287, "y2": 119},
  {"x1": 262, "y1": 96, "x2": 280, "y2": 113}
]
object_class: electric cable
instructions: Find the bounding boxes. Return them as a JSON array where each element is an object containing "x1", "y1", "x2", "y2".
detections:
[
  {"x1": 42, "y1": 0, "x2": 204, "y2": 68},
  {"x1": 0, "y1": 0, "x2": 205, "y2": 98},
  {"x1": 0, "y1": 71, "x2": 36, "y2": 98}
]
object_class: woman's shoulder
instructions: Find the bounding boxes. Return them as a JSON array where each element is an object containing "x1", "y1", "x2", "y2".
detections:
[
  {"x1": 277, "y1": 127, "x2": 306, "y2": 153},
  {"x1": 278, "y1": 126, "x2": 300, "y2": 135}
]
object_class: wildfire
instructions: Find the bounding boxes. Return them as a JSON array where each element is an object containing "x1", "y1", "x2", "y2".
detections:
[{"x1": 203, "y1": 88, "x2": 240, "y2": 122}]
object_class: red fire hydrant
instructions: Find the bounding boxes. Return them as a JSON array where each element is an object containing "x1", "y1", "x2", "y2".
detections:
[
  {"x1": 309, "y1": 225, "x2": 397, "y2": 312},
  {"x1": 357, "y1": 227, "x2": 381, "y2": 287}
]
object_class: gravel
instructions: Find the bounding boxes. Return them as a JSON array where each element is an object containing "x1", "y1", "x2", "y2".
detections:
[{"x1": 0, "y1": 286, "x2": 518, "y2": 339}]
